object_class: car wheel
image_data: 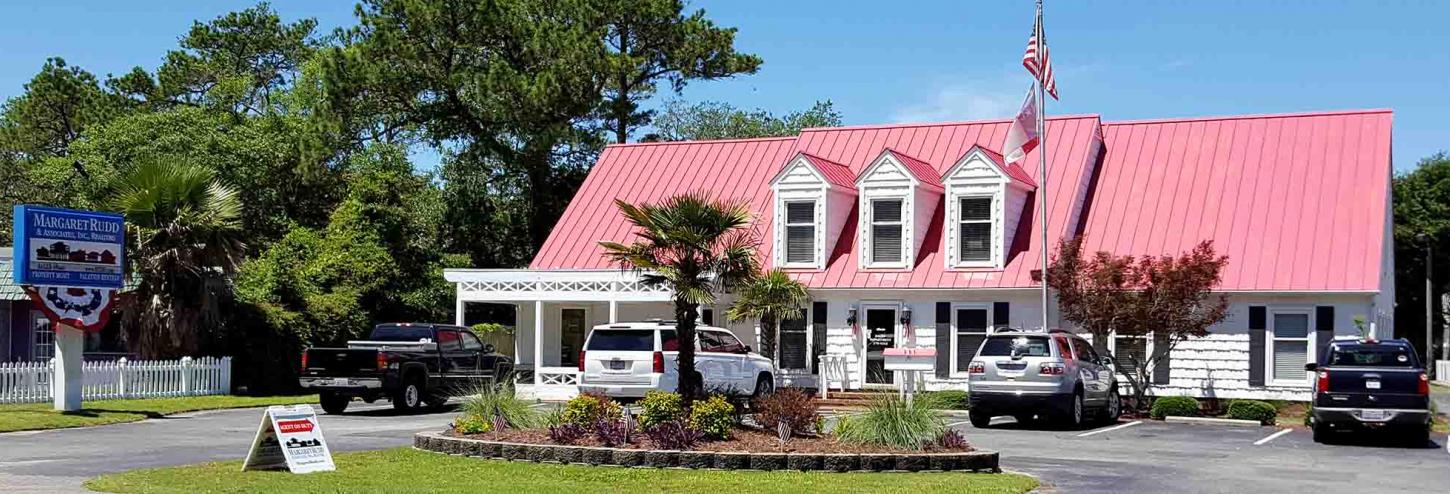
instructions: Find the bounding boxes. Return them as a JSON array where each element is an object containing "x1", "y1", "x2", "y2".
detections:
[
  {"x1": 1063, "y1": 391, "x2": 1084, "y2": 429},
  {"x1": 319, "y1": 392, "x2": 350, "y2": 415},
  {"x1": 1311, "y1": 423, "x2": 1329, "y2": 444},
  {"x1": 1103, "y1": 388, "x2": 1121, "y2": 423},
  {"x1": 393, "y1": 379, "x2": 423, "y2": 412},
  {"x1": 969, "y1": 410, "x2": 993, "y2": 429},
  {"x1": 1407, "y1": 425, "x2": 1431, "y2": 447},
  {"x1": 751, "y1": 374, "x2": 775, "y2": 400}
]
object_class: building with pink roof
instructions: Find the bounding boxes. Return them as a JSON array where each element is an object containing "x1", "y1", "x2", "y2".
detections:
[{"x1": 446, "y1": 109, "x2": 1394, "y2": 401}]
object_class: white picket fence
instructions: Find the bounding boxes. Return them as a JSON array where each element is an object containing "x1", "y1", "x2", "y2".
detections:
[
  {"x1": 1436, "y1": 360, "x2": 1450, "y2": 385},
  {"x1": 0, "y1": 356, "x2": 232, "y2": 404}
]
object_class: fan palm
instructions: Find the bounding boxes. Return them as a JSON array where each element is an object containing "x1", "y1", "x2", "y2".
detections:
[
  {"x1": 599, "y1": 192, "x2": 759, "y2": 406},
  {"x1": 727, "y1": 269, "x2": 809, "y2": 365},
  {"x1": 112, "y1": 161, "x2": 245, "y2": 358}
]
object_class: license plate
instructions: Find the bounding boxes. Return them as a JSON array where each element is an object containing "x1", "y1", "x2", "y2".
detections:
[
  {"x1": 327, "y1": 378, "x2": 352, "y2": 386},
  {"x1": 1365, "y1": 380, "x2": 1381, "y2": 389},
  {"x1": 1361, "y1": 409, "x2": 1387, "y2": 420},
  {"x1": 608, "y1": 360, "x2": 627, "y2": 370}
]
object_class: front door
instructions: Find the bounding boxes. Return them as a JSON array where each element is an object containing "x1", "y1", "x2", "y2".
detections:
[
  {"x1": 864, "y1": 308, "x2": 897, "y2": 385},
  {"x1": 560, "y1": 308, "x2": 587, "y2": 367}
]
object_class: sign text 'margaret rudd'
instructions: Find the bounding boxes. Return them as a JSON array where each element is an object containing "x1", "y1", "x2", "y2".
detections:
[{"x1": 30, "y1": 211, "x2": 123, "y2": 242}]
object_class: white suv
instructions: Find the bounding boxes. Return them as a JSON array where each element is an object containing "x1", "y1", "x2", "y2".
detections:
[{"x1": 577, "y1": 321, "x2": 775, "y2": 399}]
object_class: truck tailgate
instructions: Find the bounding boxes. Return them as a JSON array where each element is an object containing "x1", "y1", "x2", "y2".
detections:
[
  {"x1": 304, "y1": 348, "x2": 380, "y2": 378},
  {"x1": 1319, "y1": 367, "x2": 1427, "y2": 409}
]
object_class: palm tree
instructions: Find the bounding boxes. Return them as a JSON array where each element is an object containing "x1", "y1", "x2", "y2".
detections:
[
  {"x1": 599, "y1": 192, "x2": 759, "y2": 406},
  {"x1": 728, "y1": 269, "x2": 809, "y2": 365},
  {"x1": 112, "y1": 161, "x2": 245, "y2": 358}
]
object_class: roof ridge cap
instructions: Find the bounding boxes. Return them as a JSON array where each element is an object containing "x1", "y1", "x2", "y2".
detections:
[
  {"x1": 605, "y1": 135, "x2": 798, "y2": 148},
  {"x1": 1104, "y1": 108, "x2": 1392, "y2": 126}
]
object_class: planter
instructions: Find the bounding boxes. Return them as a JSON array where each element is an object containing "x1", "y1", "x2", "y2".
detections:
[
  {"x1": 500, "y1": 443, "x2": 529, "y2": 461},
  {"x1": 553, "y1": 445, "x2": 585, "y2": 464},
  {"x1": 714, "y1": 451, "x2": 752, "y2": 470},
  {"x1": 926, "y1": 453, "x2": 960, "y2": 472},
  {"x1": 895, "y1": 454, "x2": 928, "y2": 472},
  {"x1": 526, "y1": 444, "x2": 556, "y2": 462},
  {"x1": 678, "y1": 451, "x2": 715, "y2": 469},
  {"x1": 582, "y1": 447, "x2": 614, "y2": 465},
  {"x1": 750, "y1": 453, "x2": 787, "y2": 471},
  {"x1": 821, "y1": 454, "x2": 859, "y2": 472},
  {"x1": 786, "y1": 453, "x2": 823, "y2": 471},
  {"x1": 612, "y1": 449, "x2": 646, "y2": 467},
  {"x1": 644, "y1": 450, "x2": 679, "y2": 468},
  {"x1": 470, "y1": 441, "x2": 500, "y2": 458},
  {"x1": 859, "y1": 454, "x2": 895, "y2": 472},
  {"x1": 959, "y1": 452, "x2": 998, "y2": 472}
]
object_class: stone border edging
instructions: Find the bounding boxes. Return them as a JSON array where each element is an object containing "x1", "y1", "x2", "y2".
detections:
[
  {"x1": 1164, "y1": 416, "x2": 1266, "y2": 427},
  {"x1": 414, "y1": 431, "x2": 999, "y2": 473}
]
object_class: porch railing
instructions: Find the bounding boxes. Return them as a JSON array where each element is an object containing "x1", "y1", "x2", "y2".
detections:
[
  {"x1": 1435, "y1": 360, "x2": 1450, "y2": 385},
  {"x1": 0, "y1": 356, "x2": 232, "y2": 405},
  {"x1": 817, "y1": 354, "x2": 852, "y2": 399}
]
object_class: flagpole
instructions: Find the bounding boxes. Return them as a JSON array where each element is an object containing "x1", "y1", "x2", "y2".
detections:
[{"x1": 1036, "y1": 0, "x2": 1050, "y2": 333}]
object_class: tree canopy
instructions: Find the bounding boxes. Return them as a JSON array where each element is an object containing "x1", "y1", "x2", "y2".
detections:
[{"x1": 647, "y1": 100, "x2": 842, "y2": 141}]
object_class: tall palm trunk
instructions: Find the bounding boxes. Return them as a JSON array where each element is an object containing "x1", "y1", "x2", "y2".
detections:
[
  {"x1": 759, "y1": 314, "x2": 778, "y2": 363},
  {"x1": 674, "y1": 302, "x2": 702, "y2": 408}
]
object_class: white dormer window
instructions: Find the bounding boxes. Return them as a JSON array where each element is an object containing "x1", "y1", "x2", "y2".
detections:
[
  {"x1": 958, "y1": 197, "x2": 993, "y2": 262},
  {"x1": 870, "y1": 198, "x2": 905, "y2": 265},
  {"x1": 784, "y1": 201, "x2": 817, "y2": 265}
]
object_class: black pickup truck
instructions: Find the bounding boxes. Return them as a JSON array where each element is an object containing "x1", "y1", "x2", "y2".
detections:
[
  {"x1": 1308, "y1": 337, "x2": 1431, "y2": 444},
  {"x1": 300, "y1": 323, "x2": 513, "y2": 414}
]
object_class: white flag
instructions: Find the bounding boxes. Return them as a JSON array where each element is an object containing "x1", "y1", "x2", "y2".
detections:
[{"x1": 1002, "y1": 88, "x2": 1039, "y2": 164}]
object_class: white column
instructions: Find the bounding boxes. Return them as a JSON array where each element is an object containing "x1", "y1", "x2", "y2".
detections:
[
  {"x1": 609, "y1": 300, "x2": 618, "y2": 323},
  {"x1": 52, "y1": 325, "x2": 83, "y2": 411},
  {"x1": 534, "y1": 300, "x2": 544, "y2": 386},
  {"x1": 455, "y1": 298, "x2": 466, "y2": 326}
]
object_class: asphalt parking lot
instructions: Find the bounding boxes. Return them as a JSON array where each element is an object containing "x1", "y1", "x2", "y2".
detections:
[{"x1": 950, "y1": 415, "x2": 1450, "y2": 494}]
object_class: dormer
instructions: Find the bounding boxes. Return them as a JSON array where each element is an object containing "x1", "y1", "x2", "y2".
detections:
[
  {"x1": 939, "y1": 145, "x2": 1037, "y2": 269},
  {"x1": 854, "y1": 149, "x2": 944, "y2": 269},
  {"x1": 769, "y1": 152, "x2": 857, "y2": 270}
]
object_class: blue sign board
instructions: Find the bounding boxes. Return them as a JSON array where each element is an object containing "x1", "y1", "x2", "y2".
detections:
[{"x1": 12, "y1": 205, "x2": 125, "y2": 289}]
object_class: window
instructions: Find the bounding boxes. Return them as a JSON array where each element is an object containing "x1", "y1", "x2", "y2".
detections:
[
  {"x1": 32, "y1": 312, "x2": 53, "y2": 361},
  {"x1": 784, "y1": 201, "x2": 816, "y2": 265},
  {"x1": 704, "y1": 331, "x2": 747, "y2": 354},
  {"x1": 779, "y1": 309, "x2": 809, "y2": 369},
  {"x1": 588, "y1": 330, "x2": 657, "y2": 351},
  {"x1": 660, "y1": 330, "x2": 680, "y2": 351},
  {"x1": 459, "y1": 331, "x2": 483, "y2": 352},
  {"x1": 437, "y1": 330, "x2": 461, "y2": 352},
  {"x1": 958, "y1": 197, "x2": 993, "y2": 263},
  {"x1": 870, "y1": 199, "x2": 904, "y2": 264},
  {"x1": 1113, "y1": 335, "x2": 1148, "y2": 376},
  {"x1": 953, "y1": 308, "x2": 990, "y2": 374},
  {"x1": 1072, "y1": 339, "x2": 1096, "y2": 362},
  {"x1": 979, "y1": 335, "x2": 1051, "y2": 357},
  {"x1": 1271, "y1": 312, "x2": 1311, "y2": 382}
]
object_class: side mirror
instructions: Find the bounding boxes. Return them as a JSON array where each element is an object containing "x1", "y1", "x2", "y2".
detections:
[
  {"x1": 1099, "y1": 357, "x2": 1115, "y2": 367},
  {"x1": 483, "y1": 343, "x2": 496, "y2": 354},
  {"x1": 1304, "y1": 363, "x2": 1317, "y2": 371},
  {"x1": 743, "y1": 345, "x2": 753, "y2": 354}
]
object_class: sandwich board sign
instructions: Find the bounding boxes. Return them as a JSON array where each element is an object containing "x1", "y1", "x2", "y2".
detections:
[{"x1": 242, "y1": 405, "x2": 336, "y2": 473}]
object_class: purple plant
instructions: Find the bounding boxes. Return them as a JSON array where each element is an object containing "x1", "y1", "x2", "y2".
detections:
[
  {"x1": 594, "y1": 417, "x2": 631, "y2": 447},
  {"x1": 936, "y1": 429, "x2": 968, "y2": 449},
  {"x1": 645, "y1": 420, "x2": 704, "y2": 450},
  {"x1": 549, "y1": 422, "x2": 587, "y2": 444}
]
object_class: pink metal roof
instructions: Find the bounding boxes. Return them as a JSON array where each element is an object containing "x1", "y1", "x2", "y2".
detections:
[
  {"x1": 879, "y1": 148, "x2": 945, "y2": 191},
  {"x1": 799, "y1": 152, "x2": 858, "y2": 191},
  {"x1": 531, "y1": 110, "x2": 1392, "y2": 292},
  {"x1": 1080, "y1": 109, "x2": 1392, "y2": 291}
]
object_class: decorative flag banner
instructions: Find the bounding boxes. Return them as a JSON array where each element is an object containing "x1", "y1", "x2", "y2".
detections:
[
  {"x1": 1022, "y1": 7, "x2": 1058, "y2": 100},
  {"x1": 1003, "y1": 88, "x2": 1040, "y2": 164},
  {"x1": 23, "y1": 285, "x2": 116, "y2": 332}
]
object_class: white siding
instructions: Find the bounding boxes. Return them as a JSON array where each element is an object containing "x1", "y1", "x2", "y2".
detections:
[
  {"x1": 824, "y1": 188, "x2": 855, "y2": 261},
  {"x1": 912, "y1": 185, "x2": 942, "y2": 261},
  {"x1": 856, "y1": 153, "x2": 940, "y2": 269},
  {"x1": 771, "y1": 156, "x2": 855, "y2": 270}
]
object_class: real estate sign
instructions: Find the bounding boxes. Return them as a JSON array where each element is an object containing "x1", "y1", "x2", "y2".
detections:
[
  {"x1": 12, "y1": 205, "x2": 125, "y2": 289},
  {"x1": 242, "y1": 405, "x2": 336, "y2": 474}
]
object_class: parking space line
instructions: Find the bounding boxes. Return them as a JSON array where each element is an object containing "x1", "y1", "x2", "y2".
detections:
[
  {"x1": 1253, "y1": 428, "x2": 1292, "y2": 445},
  {"x1": 1076, "y1": 420, "x2": 1141, "y2": 437}
]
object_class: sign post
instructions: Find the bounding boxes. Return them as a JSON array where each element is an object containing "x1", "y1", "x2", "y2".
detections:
[{"x1": 13, "y1": 205, "x2": 125, "y2": 412}]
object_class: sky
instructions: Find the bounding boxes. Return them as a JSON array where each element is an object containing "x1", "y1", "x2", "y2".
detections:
[{"x1": 0, "y1": 0, "x2": 1446, "y2": 172}]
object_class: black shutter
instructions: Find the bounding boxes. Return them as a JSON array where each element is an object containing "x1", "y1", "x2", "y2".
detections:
[
  {"x1": 779, "y1": 309, "x2": 809, "y2": 369},
  {"x1": 1248, "y1": 306, "x2": 1267, "y2": 387},
  {"x1": 811, "y1": 302, "x2": 827, "y2": 374},
  {"x1": 935, "y1": 302, "x2": 951, "y2": 378},
  {"x1": 993, "y1": 302, "x2": 1010, "y2": 329},
  {"x1": 1315, "y1": 306, "x2": 1335, "y2": 365},
  {"x1": 1152, "y1": 333, "x2": 1171, "y2": 384},
  {"x1": 702, "y1": 309, "x2": 714, "y2": 326}
]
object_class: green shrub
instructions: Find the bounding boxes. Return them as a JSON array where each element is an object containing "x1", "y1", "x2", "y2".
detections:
[
  {"x1": 924, "y1": 390, "x2": 970, "y2": 410},
  {"x1": 752, "y1": 388, "x2": 821, "y2": 437},
  {"x1": 833, "y1": 395, "x2": 945, "y2": 450},
  {"x1": 561, "y1": 392, "x2": 622, "y2": 428},
  {"x1": 1227, "y1": 400, "x2": 1277, "y2": 425},
  {"x1": 689, "y1": 395, "x2": 736, "y2": 440},
  {"x1": 452, "y1": 414, "x2": 492, "y2": 435},
  {"x1": 460, "y1": 384, "x2": 540, "y2": 430},
  {"x1": 1150, "y1": 396, "x2": 1200, "y2": 419},
  {"x1": 469, "y1": 323, "x2": 515, "y2": 336},
  {"x1": 637, "y1": 391, "x2": 685, "y2": 431}
]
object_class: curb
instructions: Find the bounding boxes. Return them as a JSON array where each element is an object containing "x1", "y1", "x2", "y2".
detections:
[
  {"x1": 414, "y1": 431, "x2": 999, "y2": 473},
  {"x1": 1163, "y1": 416, "x2": 1265, "y2": 427}
]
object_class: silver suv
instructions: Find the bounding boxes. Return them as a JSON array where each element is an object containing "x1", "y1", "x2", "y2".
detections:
[{"x1": 966, "y1": 330, "x2": 1120, "y2": 428}]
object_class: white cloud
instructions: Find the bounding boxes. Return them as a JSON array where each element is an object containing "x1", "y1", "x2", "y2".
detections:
[{"x1": 889, "y1": 81, "x2": 1025, "y2": 123}]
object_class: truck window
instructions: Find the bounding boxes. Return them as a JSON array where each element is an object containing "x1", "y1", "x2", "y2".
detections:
[
  {"x1": 711, "y1": 331, "x2": 747, "y2": 354},
  {"x1": 586, "y1": 330, "x2": 656, "y2": 351},
  {"x1": 459, "y1": 331, "x2": 483, "y2": 352},
  {"x1": 370, "y1": 325, "x2": 436, "y2": 342},
  {"x1": 437, "y1": 330, "x2": 461, "y2": 352},
  {"x1": 1328, "y1": 345, "x2": 1417, "y2": 367},
  {"x1": 699, "y1": 331, "x2": 726, "y2": 352},
  {"x1": 979, "y1": 335, "x2": 1051, "y2": 357},
  {"x1": 660, "y1": 330, "x2": 680, "y2": 351}
]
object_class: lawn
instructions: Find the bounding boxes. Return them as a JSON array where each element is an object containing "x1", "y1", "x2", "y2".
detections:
[
  {"x1": 0, "y1": 394, "x2": 316, "y2": 433},
  {"x1": 85, "y1": 448, "x2": 1038, "y2": 494}
]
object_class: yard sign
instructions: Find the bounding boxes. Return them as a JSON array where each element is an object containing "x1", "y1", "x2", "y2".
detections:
[
  {"x1": 242, "y1": 404, "x2": 336, "y2": 473},
  {"x1": 12, "y1": 205, "x2": 125, "y2": 289}
]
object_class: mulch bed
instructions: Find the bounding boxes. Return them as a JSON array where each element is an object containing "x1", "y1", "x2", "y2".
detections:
[{"x1": 447, "y1": 426, "x2": 973, "y2": 454}]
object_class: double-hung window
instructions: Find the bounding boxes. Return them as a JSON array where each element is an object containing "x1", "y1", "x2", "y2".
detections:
[
  {"x1": 1270, "y1": 311, "x2": 1311, "y2": 383},
  {"x1": 1112, "y1": 333, "x2": 1148, "y2": 377},
  {"x1": 784, "y1": 201, "x2": 816, "y2": 265},
  {"x1": 953, "y1": 307, "x2": 990, "y2": 375},
  {"x1": 870, "y1": 199, "x2": 904, "y2": 265},
  {"x1": 958, "y1": 197, "x2": 993, "y2": 263}
]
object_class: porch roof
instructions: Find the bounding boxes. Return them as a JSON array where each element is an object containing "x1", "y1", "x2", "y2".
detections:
[{"x1": 444, "y1": 269, "x2": 673, "y2": 302}]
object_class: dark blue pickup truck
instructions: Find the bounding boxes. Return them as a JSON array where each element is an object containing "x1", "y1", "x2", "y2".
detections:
[{"x1": 1307, "y1": 337, "x2": 1431, "y2": 444}]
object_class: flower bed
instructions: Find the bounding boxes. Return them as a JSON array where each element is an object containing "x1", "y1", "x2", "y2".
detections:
[
  {"x1": 445, "y1": 424, "x2": 972, "y2": 454},
  {"x1": 414, "y1": 431, "x2": 1000, "y2": 472}
]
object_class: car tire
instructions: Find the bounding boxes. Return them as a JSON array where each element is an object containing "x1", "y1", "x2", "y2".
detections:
[
  {"x1": 1102, "y1": 388, "x2": 1121, "y2": 423},
  {"x1": 1311, "y1": 423, "x2": 1329, "y2": 444},
  {"x1": 319, "y1": 392, "x2": 349, "y2": 415},
  {"x1": 393, "y1": 378, "x2": 424, "y2": 412},
  {"x1": 751, "y1": 374, "x2": 775, "y2": 400},
  {"x1": 1407, "y1": 425, "x2": 1431, "y2": 447},
  {"x1": 969, "y1": 410, "x2": 993, "y2": 429},
  {"x1": 1061, "y1": 391, "x2": 1084, "y2": 429}
]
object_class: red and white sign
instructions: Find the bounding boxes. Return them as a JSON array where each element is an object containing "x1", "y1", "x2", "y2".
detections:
[
  {"x1": 883, "y1": 347, "x2": 937, "y2": 371},
  {"x1": 23, "y1": 285, "x2": 116, "y2": 332},
  {"x1": 242, "y1": 405, "x2": 335, "y2": 474}
]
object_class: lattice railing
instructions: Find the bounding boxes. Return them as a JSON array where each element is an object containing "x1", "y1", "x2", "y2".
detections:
[{"x1": 459, "y1": 279, "x2": 668, "y2": 294}]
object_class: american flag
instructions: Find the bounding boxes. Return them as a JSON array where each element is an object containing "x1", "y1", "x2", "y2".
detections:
[{"x1": 1022, "y1": 7, "x2": 1058, "y2": 100}]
